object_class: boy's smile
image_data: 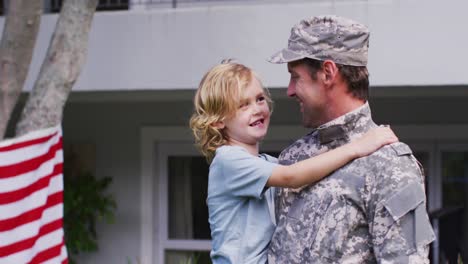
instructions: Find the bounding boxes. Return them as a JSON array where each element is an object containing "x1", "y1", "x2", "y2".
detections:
[{"x1": 249, "y1": 118, "x2": 265, "y2": 128}]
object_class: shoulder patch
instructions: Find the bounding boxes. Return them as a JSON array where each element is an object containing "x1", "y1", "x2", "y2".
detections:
[{"x1": 390, "y1": 143, "x2": 413, "y2": 156}]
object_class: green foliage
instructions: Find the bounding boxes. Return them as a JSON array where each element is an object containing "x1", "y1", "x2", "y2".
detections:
[
  {"x1": 179, "y1": 253, "x2": 200, "y2": 264},
  {"x1": 63, "y1": 171, "x2": 116, "y2": 263},
  {"x1": 126, "y1": 256, "x2": 141, "y2": 264}
]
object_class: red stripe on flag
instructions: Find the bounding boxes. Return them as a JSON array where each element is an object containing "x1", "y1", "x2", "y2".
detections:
[
  {"x1": 0, "y1": 163, "x2": 63, "y2": 205},
  {"x1": 0, "y1": 219, "x2": 63, "y2": 257},
  {"x1": 0, "y1": 191, "x2": 63, "y2": 232},
  {"x1": 29, "y1": 240, "x2": 65, "y2": 264},
  {"x1": 0, "y1": 132, "x2": 58, "y2": 152},
  {"x1": 0, "y1": 127, "x2": 67, "y2": 263},
  {"x1": 0, "y1": 138, "x2": 62, "y2": 179}
]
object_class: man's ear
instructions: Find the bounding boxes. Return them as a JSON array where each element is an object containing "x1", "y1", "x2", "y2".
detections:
[
  {"x1": 212, "y1": 121, "x2": 225, "y2": 129},
  {"x1": 321, "y1": 60, "x2": 339, "y2": 84}
]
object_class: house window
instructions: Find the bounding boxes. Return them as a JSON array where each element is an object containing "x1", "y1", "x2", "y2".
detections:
[
  {"x1": 167, "y1": 156, "x2": 210, "y2": 240},
  {"x1": 156, "y1": 143, "x2": 212, "y2": 264},
  {"x1": 165, "y1": 250, "x2": 211, "y2": 264},
  {"x1": 49, "y1": 0, "x2": 129, "y2": 12},
  {"x1": 411, "y1": 143, "x2": 468, "y2": 264},
  {"x1": 437, "y1": 150, "x2": 468, "y2": 263},
  {"x1": 165, "y1": 156, "x2": 212, "y2": 264},
  {"x1": 442, "y1": 152, "x2": 468, "y2": 207}
]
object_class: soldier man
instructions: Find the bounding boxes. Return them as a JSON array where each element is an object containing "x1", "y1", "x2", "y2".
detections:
[{"x1": 267, "y1": 15, "x2": 435, "y2": 263}]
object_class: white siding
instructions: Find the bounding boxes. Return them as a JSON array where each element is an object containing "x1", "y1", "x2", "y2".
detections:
[{"x1": 1, "y1": 0, "x2": 467, "y2": 92}]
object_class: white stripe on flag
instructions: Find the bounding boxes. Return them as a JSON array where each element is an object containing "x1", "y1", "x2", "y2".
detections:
[
  {"x1": 0, "y1": 203, "x2": 63, "y2": 247},
  {"x1": 0, "y1": 175, "x2": 63, "y2": 220},
  {"x1": 0, "y1": 150, "x2": 63, "y2": 193},
  {"x1": 0, "y1": 133, "x2": 61, "y2": 166},
  {"x1": 0, "y1": 126, "x2": 61, "y2": 149},
  {"x1": 0, "y1": 228, "x2": 64, "y2": 264}
]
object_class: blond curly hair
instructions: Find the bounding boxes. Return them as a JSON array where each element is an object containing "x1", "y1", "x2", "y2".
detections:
[{"x1": 189, "y1": 61, "x2": 272, "y2": 163}]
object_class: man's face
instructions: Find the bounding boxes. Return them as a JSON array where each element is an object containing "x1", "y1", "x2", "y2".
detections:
[{"x1": 287, "y1": 62, "x2": 328, "y2": 128}]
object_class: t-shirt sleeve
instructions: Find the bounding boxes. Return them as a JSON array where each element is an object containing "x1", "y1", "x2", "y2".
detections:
[{"x1": 216, "y1": 147, "x2": 278, "y2": 199}]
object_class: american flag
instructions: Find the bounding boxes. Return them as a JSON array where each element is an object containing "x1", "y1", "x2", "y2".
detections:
[{"x1": 0, "y1": 126, "x2": 67, "y2": 264}]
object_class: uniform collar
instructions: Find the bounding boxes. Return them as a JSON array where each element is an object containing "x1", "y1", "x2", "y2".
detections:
[{"x1": 316, "y1": 102, "x2": 374, "y2": 145}]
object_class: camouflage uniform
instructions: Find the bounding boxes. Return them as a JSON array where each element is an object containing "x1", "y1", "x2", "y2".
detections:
[{"x1": 267, "y1": 103, "x2": 435, "y2": 263}]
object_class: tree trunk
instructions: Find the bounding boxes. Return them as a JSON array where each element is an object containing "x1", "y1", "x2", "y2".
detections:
[
  {"x1": 0, "y1": 0, "x2": 42, "y2": 139},
  {"x1": 16, "y1": 0, "x2": 99, "y2": 136}
]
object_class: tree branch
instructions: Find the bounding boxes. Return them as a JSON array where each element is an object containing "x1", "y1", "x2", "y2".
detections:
[
  {"x1": 0, "y1": 0, "x2": 42, "y2": 139},
  {"x1": 16, "y1": 0, "x2": 99, "y2": 136}
]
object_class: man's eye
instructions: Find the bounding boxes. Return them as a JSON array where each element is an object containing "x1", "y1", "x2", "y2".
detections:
[{"x1": 257, "y1": 96, "x2": 266, "y2": 102}]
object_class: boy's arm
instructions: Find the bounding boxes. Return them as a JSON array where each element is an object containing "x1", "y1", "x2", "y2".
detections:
[{"x1": 267, "y1": 126, "x2": 397, "y2": 188}]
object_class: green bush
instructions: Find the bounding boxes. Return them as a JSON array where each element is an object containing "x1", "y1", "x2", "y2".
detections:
[{"x1": 63, "y1": 171, "x2": 116, "y2": 264}]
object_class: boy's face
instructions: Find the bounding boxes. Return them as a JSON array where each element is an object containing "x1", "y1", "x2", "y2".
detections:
[{"x1": 222, "y1": 78, "x2": 271, "y2": 149}]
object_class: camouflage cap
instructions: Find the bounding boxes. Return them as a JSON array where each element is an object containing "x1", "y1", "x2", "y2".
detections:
[{"x1": 269, "y1": 15, "x2": 370, "y2": 66}]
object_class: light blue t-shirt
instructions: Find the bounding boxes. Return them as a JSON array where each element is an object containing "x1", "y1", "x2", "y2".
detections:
[{"x1": 207, "y1": 145, "x2": 278, "y2": 264}]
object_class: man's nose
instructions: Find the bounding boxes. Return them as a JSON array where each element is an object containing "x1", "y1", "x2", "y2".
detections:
[{"x1": 287, "y1": 84, "x2": 296, "y2": 97}]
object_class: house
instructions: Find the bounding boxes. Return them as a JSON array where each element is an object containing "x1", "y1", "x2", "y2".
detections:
[{"x1": 4, "y1": 0, "x2": 468, "y2": 263}]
